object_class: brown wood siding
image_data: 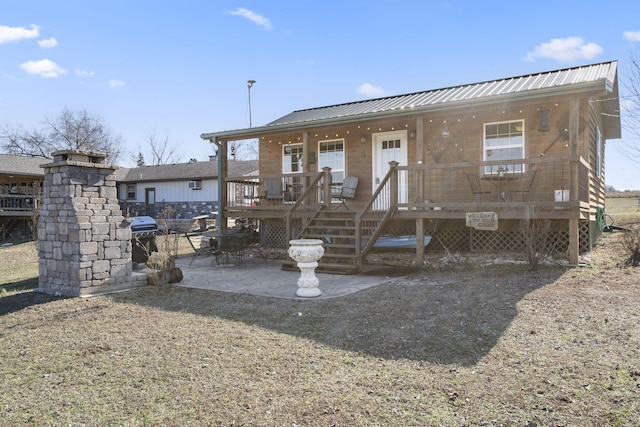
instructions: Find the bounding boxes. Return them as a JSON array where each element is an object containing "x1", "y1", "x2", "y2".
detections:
[{"x1": 256, "y1": 93, "x2": 605, "y2": 210}]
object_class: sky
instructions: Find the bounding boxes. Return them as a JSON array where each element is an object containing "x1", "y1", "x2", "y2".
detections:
[{"x1": 2, "y1": 0, "x2": 640, "y2": 190}]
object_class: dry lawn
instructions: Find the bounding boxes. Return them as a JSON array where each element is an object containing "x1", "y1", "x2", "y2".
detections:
[{"x1": 1, "y1": 199, "x2": 639, "y2": 426}]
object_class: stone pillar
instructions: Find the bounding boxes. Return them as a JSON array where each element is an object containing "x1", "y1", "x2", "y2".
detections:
[{"x1": 36, "y1": 150, "x2": 146, "y2": 297}]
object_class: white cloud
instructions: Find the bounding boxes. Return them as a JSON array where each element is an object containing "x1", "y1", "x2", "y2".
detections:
[
  {"x1": 357, "y1": 83, "x2": 387, "y2": 98},
  {"x1": 620, "y1": 99, "x2": 636, "y2": 112},
  {"x1": 75, "y1": 68, "x2": 95, "y2": 77},
  {"x1": 229, "y1": 8, "x2": 272, "y2": 30},
  {"x1": 38, "y1": 37, "x2": 58, "y2": 48},
  {"x1": 109, "y1": 79, "x2": 125, "y2": 88},
  {"x1": 524, "y1": 36, "x2": 603, "y2": 63},
  {"x1": 19, "y1": 59, "x2": 67, "y2": 78},
  {"x1": 623, "y1": 30, "x2": 640, "y2": 42},
  {"x1": 0, "y1": 24, "x2": 39, "y2": 44}
]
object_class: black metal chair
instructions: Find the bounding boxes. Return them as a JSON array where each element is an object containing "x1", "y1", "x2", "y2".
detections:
[
  {"x1": 509, "y1": 170, "x2": 537, "y2": 202},
  {"x1": 465, "y1": 173, "x2": 492, "y2": 202},
  {"x1": 215, "y1": 233, "x2": 247, "y2": 266}
]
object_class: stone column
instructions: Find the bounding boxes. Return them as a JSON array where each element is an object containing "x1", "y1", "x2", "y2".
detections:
[{"x1": 36, "y1": 150, "x2": 146, "y2": 297}]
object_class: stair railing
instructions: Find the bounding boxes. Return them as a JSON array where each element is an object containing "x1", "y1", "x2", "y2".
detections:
[
  {"x1": 354, "y1": 161, "x2": 399, "y2": 267},
  {"x1": 284, "y1": 167, "x2": 332, "y2": 241}
]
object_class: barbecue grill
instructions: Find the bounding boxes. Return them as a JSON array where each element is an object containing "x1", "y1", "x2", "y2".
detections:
[{"x1": 131, "y1": 216, "x2": 158, "y2": 263}]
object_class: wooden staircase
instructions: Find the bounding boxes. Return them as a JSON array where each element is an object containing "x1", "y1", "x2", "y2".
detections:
[{"x1": 282, "y1": 208, "x2": 363, "y2": 274}]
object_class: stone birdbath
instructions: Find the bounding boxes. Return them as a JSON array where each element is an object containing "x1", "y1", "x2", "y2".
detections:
[{"x1": 288, "y1": 239, "x2": 324, "y2": 297}]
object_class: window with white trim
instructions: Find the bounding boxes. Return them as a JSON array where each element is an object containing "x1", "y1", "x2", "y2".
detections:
[
  {"x1": 484, "y1": 120, "x2": 524, "y2": 174},
  {"x1": 282, "y1": 143, "x2": 303, "y2": 201},
  {"x1": 318, "y1": 139, "x2": 345, "y2": 184},
  {"x1": 126, "y1": 184, "x2": 136, "y2": 199},
  {"x1": 596, "y1": 125, "x2": 603, "y2": 178},
  {"x1": 283, "y1": 143, "x2": 303, "y2": 173}
]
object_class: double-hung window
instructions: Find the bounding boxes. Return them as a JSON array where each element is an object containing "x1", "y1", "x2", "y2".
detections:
[
  {"x1": 318, "y1": 139, "x2": 345, "y2": 185},
  {"x1": 484, "y1": 120, "x2": 524, "y2": 174},
  {"x1": 283, "y1": 143, "x2": 304, "y2": 201},
  {"x1": 126, "y1": 184, "x2": 136, "y2": 200}
]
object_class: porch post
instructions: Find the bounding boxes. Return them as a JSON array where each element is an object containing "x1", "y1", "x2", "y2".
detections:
[
  {"x1": 389, "y1": 161, "x2": 399, "y2": 207},
  {"x1": 219, "y1": 138, "x2": 228, "y2": 232},
  {"x1": 415, "y1": 117, "x2": 425, "y2": 264},
  {"x1": 322, "y1": 166, "x2": 332, "y2": 209},
  {"x1": 568, "y1": 99, "x2": 580, "y2": 264}
]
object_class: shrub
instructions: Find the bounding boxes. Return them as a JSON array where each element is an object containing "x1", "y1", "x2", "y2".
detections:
[{"x1": 622, "y1": 225, "x2": 640, "y2": 266}]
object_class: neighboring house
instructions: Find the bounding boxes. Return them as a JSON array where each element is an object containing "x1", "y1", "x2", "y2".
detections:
[
  {"x1": 0, "y1": 154, "x2": 48, "y2": 240},
  {"x1": 201, "y1": 61, "x2": 621, "y2": 272},
  {"x1": 0, "y1": 153, "x2": 258, "y2": 240},
  {"x1": 115, "y1": 158, "x2": 258, "y2": 219}
]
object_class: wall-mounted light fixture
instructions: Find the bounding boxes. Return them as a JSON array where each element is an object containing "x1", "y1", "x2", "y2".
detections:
[
  {"x1": 409, "y1": 129, "x2": 416, "y2": 138},
  {"x1": 441, "y1": 125, "x2": 450, "y2": 138},
  {"x1": 538, "y1": 107, "x2": 550, "y2": 131},
  {"x1": 360, "y1": 135, "x2": 367, "y2": 144},
  {"x1": 308, "y1": 151, "x2": 316, "y2": 164},
  {"x1": 284, "y1": 145, "x2": 292, "y2": 154}
]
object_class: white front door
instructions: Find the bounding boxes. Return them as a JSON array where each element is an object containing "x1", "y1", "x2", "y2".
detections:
[{"x1": 372, "y1": 130, "x2": 408, "y2": 207}]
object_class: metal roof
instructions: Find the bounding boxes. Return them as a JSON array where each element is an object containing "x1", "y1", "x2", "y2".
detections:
[{"x1": 202, "y1": 61, "x2": 619, "y2": 140}]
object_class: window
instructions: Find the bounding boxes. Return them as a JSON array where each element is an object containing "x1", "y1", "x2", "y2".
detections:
[
  {"x1": 282, "y1": 143, "x2": 304, "y2": 201},
  {"x1": 282, "y1": 144, "x2": 303, "y2": 173},
  {"x1": 484, "y1": 120, "x2": 524, "y2": 174},
  {"x1": 127, "y1": 184, "x2": 136, "y2": 200},
  {"x1": 318, "y1": 139, "x2": 345, "y2": 184},
  {"x1": 189, "y1": 180, "x2": 202, "y2": 190},
  {"x1": 596, "y1": 126, "x2": 603, "y2": 178}
]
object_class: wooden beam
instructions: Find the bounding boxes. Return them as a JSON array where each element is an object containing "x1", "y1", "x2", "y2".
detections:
[
  {"x1": 415, "y1": 117, "x2": 425, "y2": 264},
  {"x1": 568, "y1": 99, "x2": 580, "y2": 264}
]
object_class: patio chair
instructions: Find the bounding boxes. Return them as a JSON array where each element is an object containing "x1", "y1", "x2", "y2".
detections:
[
  {"x1": 215, "y1": 232, "x2": 247, "y2": 266},
  {"x1": 184, "y1": 231, "x2": 220, "y2": 266},
  {"x1": 508, "y1": 169, "x2": 537, "y2": 202},
  {"x1": 465, "y1": 173, "x2": 492, "y2": 202},
  {"x1": 332, "y1": 176, "x2": 358, "y2": 209},
  {"x1": 263, "y1": 179, "x2": 285, "y2": 204}
]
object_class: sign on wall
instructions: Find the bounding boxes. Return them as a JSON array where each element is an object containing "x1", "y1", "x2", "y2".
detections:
[{"x1": 466, "y1": 212, "x2": 498, "y2": 231}]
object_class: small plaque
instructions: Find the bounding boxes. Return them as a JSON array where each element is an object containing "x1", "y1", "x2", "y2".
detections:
[{"x1": 466, "y1": 212, "x2": 498, "y2": 231}]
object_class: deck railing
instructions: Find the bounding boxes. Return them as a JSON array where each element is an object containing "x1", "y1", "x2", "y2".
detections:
[
  {"x1": 397, "y1": 155, "x2": 590, "y2": 214},
  {"x1": 226, "y1": 171, "x2": 329, "y2": 211},
  {"x1": 222, "y1": 155, "x2": 596, "y2": 234},
  {"x1": 0, "y1": 194, "x2": 38, "y2": 215}
]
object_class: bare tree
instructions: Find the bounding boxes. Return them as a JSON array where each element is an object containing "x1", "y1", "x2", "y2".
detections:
[
  {"x1": 0, "y1": 123, "x2": 50, "y2": 158},
  {"x1": 1, "y1": 108, "x2": 124, "y2": 163},
  {"x1": 145, "y1": 131, "x2": 181, "y2": 165},
  {"x1": 623, "y1": 47, "x2": 640, "y2": 162}
]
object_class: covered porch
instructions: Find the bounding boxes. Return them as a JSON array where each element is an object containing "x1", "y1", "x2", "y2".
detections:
[{"x1": 218, "y1": 154, "x2": 593, "y2": 269}]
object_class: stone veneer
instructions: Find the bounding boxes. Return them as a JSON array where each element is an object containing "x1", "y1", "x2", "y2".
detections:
[{"x1": 36, "y1": 150, "x2": 146, "y2": 297}]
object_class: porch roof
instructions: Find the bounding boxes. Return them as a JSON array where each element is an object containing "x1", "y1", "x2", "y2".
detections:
[
  {"x1": 0, "y1": 154, "x2": 49, "y2": 178},
  {"x1": 201, "y1": 61, "x2": 620, "y2": 141}
]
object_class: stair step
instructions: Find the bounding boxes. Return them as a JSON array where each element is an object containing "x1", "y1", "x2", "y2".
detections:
[{"x1": 305, "y1": 225, "x2": 355, "y2": 231}]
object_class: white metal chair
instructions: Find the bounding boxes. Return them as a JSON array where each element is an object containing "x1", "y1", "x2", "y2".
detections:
[{"x1": 332, "y1": 176, "x2": 358, "y2": 209}]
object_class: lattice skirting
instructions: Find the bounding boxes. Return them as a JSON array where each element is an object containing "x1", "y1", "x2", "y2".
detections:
[
  {"x1": 427, "y1": 219, "x2": 590, "y2": 254},
  {"x1": 260, "y1": 219, "x2": 288, "y2": 248},
  {"x1": 259, "y1": 218, "x2": 593, "y2": 255}
]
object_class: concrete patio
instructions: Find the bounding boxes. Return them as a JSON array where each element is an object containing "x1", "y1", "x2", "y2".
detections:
[{"x1": 174, "y1": 254, "x2": 415, "y2": 300}]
